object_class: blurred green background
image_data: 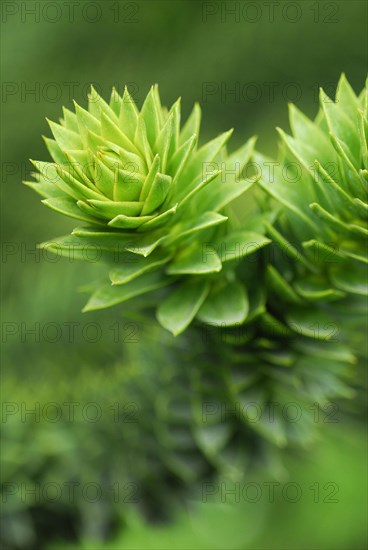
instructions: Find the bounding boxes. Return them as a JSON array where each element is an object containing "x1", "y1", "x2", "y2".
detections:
[{"x1": 1, "y1": 1, "x2": 367, "y2": 548}]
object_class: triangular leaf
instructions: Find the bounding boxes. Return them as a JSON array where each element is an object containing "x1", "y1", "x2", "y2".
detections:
[
  {"x1": 110, "y1": 251, "x2": 171, "y2": 285},
  {"x1": 197, "y1": 281, "x2": 249, "y2": 326},
  {"x1": 167, "y1": 243, "x2": 222, "y2": 275},
  {"x1": 157, "y1": 279, "x2": 210, "y2": 335},
  {"x1": 83, "y1": 273, "x2": 167, "y2": 311}
]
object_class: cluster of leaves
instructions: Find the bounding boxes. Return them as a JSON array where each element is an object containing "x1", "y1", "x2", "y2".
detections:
[
  {"x1": 252, "y1": 75, "x2": 368, "y2": 377},
  {"x1": 26, "y1": 85, "x2": 269, "y2": 336},
  {"x1": 257, "y1": 74, "x2": 367, "y2": 316}
]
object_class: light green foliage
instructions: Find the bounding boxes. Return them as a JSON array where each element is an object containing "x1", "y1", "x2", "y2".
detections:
[
  {"x1": 26, "y1": 86, "x2": 267, "y2": 335},
  {"x1": 257, "y1": 75, "x2": 368, "y2": 304}
]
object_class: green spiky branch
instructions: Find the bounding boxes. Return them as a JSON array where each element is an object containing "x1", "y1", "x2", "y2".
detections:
[
  {"x1": 24, "y1": 74, "x2": 367, "y2": 481},
  {"x1": 257, "y1": 75, "x2": 367, "y2": 304},
  {"x1": 26, "y1": 85, "x2": 269, "y2": 336}
]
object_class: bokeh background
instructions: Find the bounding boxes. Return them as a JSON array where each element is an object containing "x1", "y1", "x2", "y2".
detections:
[{"x1": 1, "y1": 1, "x2": 367, "y2": 548}]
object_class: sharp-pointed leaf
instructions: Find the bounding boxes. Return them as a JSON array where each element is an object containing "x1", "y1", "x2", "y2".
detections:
[
  {"x1": 83, "y1": 273, "x2": 167, "y2": 312},
  {"x1": 110, "y1": 251, "x2": 171, "y2": 285},
  {"x1": 157, "y1": 279, "x2": 210, "y2": 335},
  {"x1": 167, "y1": 243, "x2": 222, "y2": 275},
  {"x1": 197, "y1": 281, "x2": 249, "y2": 326}
]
